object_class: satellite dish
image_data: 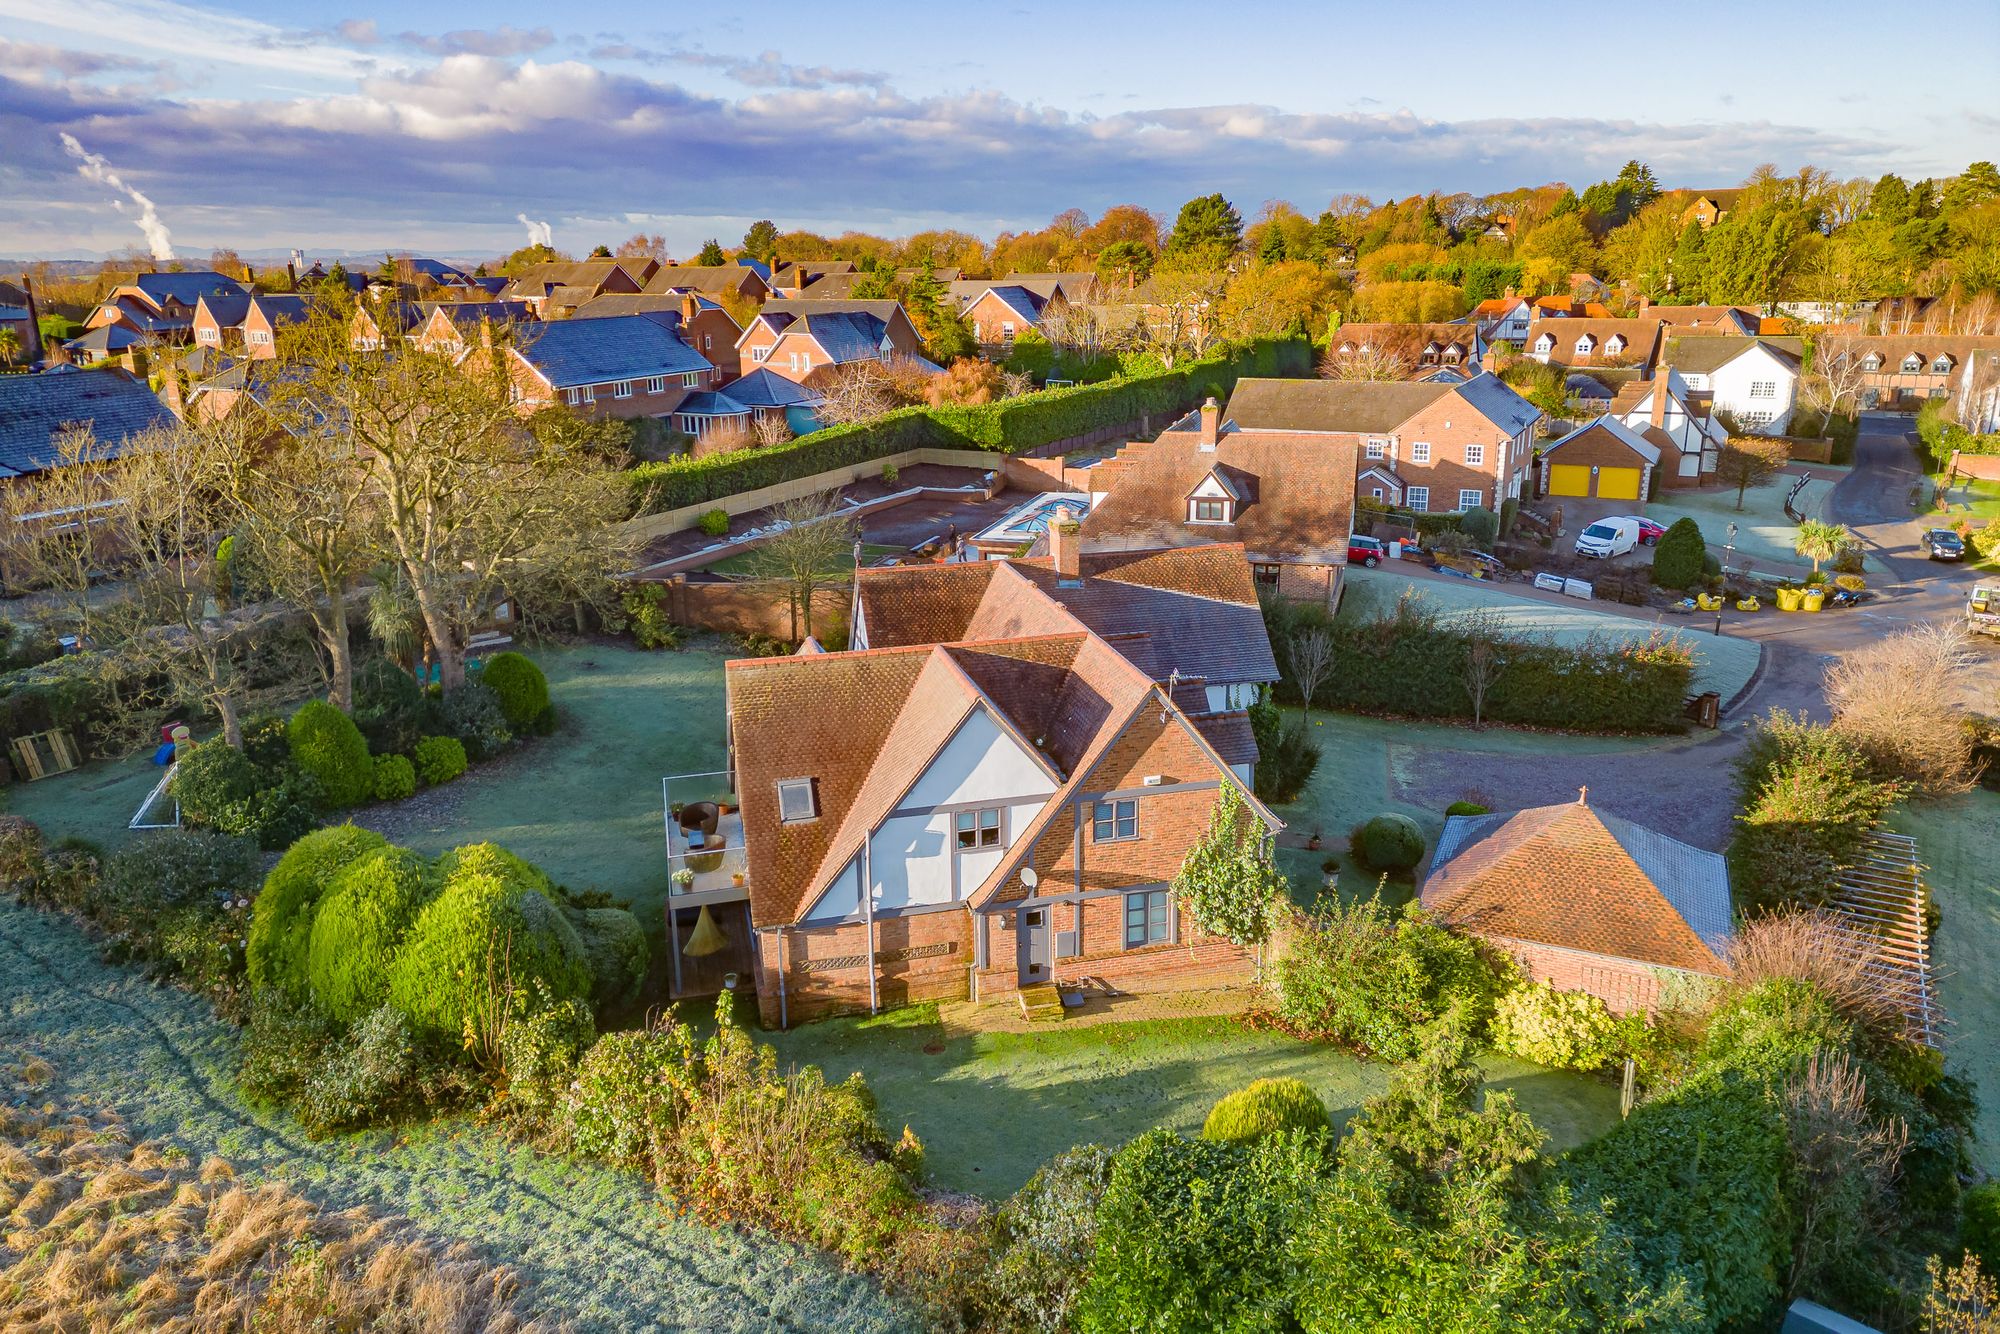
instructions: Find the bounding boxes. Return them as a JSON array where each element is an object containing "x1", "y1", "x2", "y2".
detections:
[{"x1": 1020, "y1": 868, "x2": 1039, "y2": 890}]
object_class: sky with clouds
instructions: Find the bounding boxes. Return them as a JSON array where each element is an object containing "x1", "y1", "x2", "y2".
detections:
[{"x1": 1, "y1": 0, "x2": 1995, "y2": 262}]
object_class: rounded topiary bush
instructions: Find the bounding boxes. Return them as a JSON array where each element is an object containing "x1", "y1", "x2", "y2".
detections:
[
  {"x1": 372, "y1": 753, "x2": 417, "y2": 802},
  {"x1": 172, "y1": 737, "x2": 260, "y2": 827},
  {"x1": 307, "y1": 845, "x2": 435, "y2": 1023},
  {"x1": 287, "y1": 700, "x2": 373, "y2": 808},
  {"x1": 438, "y1": 681, "x2": 511, "y2": 761},
  {"x1": 247, "y1": 824, "x2": 390, "y2": 996},
  {"x1": 1445, "y1": 800, "x2": 1491, "y2": 817},
  {"x1": 413, "y1": 735, "x2": 467, "y2": 786},
  {"x1": 435, "y1": 841, "x2": 552, "y2": 892},
  {"x1": 570, "y1": 906, "x2": 650, "y2": 1012},
  {"x1": 1201, "y1": 1077, "x2": 1330, "y2": 1145},
  {"x1": 478, "y1": 652, "x2": 550, "y2": 731},
  {"x1": 386, "y1": 849, "x2": 590, "y2": 1043},
  {"x1": 1651, "y1": 517, "x2": 1707, "y2": 590},
  {"x1": 1352, "y1": 813, "x2": 1424, "y2": 873},
  {"x1": 1459, "y1": 505, "x2": 1499, "y2": 550}
]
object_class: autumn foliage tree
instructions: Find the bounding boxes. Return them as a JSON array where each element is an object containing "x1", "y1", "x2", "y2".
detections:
[{"x1": 925, "y1": 357, "x2": 1005, "y2": 406}]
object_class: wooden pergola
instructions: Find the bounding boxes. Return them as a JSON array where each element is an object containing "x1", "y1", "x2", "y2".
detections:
[{"x1": 1831, "y1": 830, "x2": 1938, "y2": 1048}]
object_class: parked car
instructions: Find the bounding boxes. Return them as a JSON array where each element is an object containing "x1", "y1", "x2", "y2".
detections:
[
  {"x1": 1574, "y1": 517, "x2": 1641, "y2": 559},
  {"x1": 1616, "y1": 516, "x2": 1666, "y2": 545},
  {"x1": 1923, "y1": 528, "x2": 1965, "y2": 561},
  {"x1": 1348, "y1": 535, "x2": 1387, "y2": 567}
]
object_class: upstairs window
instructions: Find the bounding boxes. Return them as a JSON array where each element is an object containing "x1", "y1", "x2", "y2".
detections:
[
  {"x1": 777, "y1": 778, "x2": 818, "y2": 823},
  {"x1": 1533, "y1": 335, "x2": 1554, "y2": 354},
  {"x1": 1606, "y1": 335, "x2": 1626, "y2": 354},
  {"x1": 1901, "y1": 354, "x2": 1923, "y2": 373},
  {"x1": 955, "y1": 808, "x2": 1002, "y2": 850},
  {"x1": 644, "y1": 376, "x2": 666, "y2": 394},
  {"x1": 1365, "y1": 439, "x2": 1387, "y2": 460},
  {"x1": 1750, "y1": 380, "x2": 1776, "y2": 399},
  {"x1": 612, "y1": 381, "x2": 633, "y2": 399},
  {"x1": 1861, "y1": 354, "x2": 1883, "y2": 371},
  {"x1": 1093, "y1": 798, "x2": 1138, "y2": 843},
  {"x1": 1465, "y1": 443, "x2": 1485, "y2": 466},
  {"x1": 681, "y1": 371, "x2": 701, "y2": 387},
  {"x1": 1932, "y1": 356, "x2": 1953, "y2": 373},
  {"x1": 1190, "y1": 498, "x2": 1232, "y2": 523},
  {"x1": 1410, "y1": 441, "x2": 1432, "y2": 465},
  {"x1": 751, "y1": 345, "x2": 771, "y2": 363},
  {"x1": 1573, "y1": 336, "x2": 1594, "y2": 355}
]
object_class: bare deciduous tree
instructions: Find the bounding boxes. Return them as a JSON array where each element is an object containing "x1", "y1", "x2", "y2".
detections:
[
  {"x1": 1824, "y1": 622, "x2": 1981, "y2": 795},
  {"x1": 1782, "y1": 1051, "x2": 1908, "y2": 1302},
  {"x1": 1799, "y1": 329, "x2": 1872, "y2": 431},
  {"x1": 745, "y1": 490, "x2": 861, "y2": 642},
  {"x1": 1286, "y1": 626, "x2": 1334, "y2": 715},
  {"x1": 810, "y1": 363, "x2": 897, "y2": 427},
  {"x1": 1461, "y1": 611, "x2": 1508, "y2": 729},
  {"x1": 751, "y1": 412, "x2": 794, "y2": 447},
  {"x1": 1715, "y1": 437, "x2": 1791, "y2": 511}
]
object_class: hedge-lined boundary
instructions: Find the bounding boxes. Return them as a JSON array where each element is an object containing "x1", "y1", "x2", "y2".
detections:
[{"x1": 626, "y1": 336, "x2": 1312, "y2": 514}]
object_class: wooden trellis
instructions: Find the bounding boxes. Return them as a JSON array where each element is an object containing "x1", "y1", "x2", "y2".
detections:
[
  {"x1": 10, "y1": 728, "x2": 80, "y2": 781},
  {"x1": 1831, "y1": 830, "x2": 1938, "y2": 1048}
]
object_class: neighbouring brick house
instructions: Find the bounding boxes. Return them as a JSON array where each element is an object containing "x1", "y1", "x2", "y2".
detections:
[
  {"x1": 1080, "y1": 396, "x2": 1358, "y2": 606},
  {"x1": 1820, "y1": 335, "x2": 2000, "y2": 411},
  {"x1": 963, "y1": 284, "x2": 1065, "y2": 348},
  {"x1": 1471, "y1": 295, "x2": 1533, "y2": 344},
  {"x1": 1177, "y1": 374, "x2": 1543, "y2": 522},
  {"x1": 571, "y1": 292, "x2": 743, "y2": 380},
  {"x1": 1605, "y1": 368, "x2": 1729, "y2": 487},
  {"x1": 0, "y1": 278, "x2": 44, "y2": 365},
  {"x1": 1420, "y1": 795, "x2": 1733, "y2": 1016},
  {"x1": 1670, "y1": 189, "x2": 1745, "y2": 229},
  {"x1": 191, "y1": 294, "x2": 314, "y2": 359},
  {"x1": 0, "y1": 368, "x2": 171, "y2": 482},
  {"x1": 1323, "y1": 323, "x2": 1487, "y2": 378},
  {"x1": 1526, "y1": 317, "x2": 1664, "y2": 372},
  {"x1": 735, "y1": 299, "x2": 932, "y2": 382},
  {"x1": 485, "y1": 315, "x2": 717, "y2": 421},
  {"x1": 643, "y1": 263, "x2": 771, "y2": 305},
  {"x1": 412, "y1": 300, "x2": 533, "y2": 354},
  {"x1": 502, "y1": 259, "x2": 657, "y2": 317},
  {"x1": 695, "y1": 536, "x2": 1282, "y2": 1026},
  {"x1": 1636, "y1": 299, "x2": 1763, "y2": 336},
  {"x1": 84, "y1": 271, "x2": 246, "y2": 344},
  {"x1": 1538, "y1": 416, "x2": 1660, "y2": 502}
]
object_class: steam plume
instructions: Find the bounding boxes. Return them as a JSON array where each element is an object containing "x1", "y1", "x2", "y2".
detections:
[
  {"x1": 60, "y1": 133, "x2": 173, "y2": 260},
  {"x1": 515, "y1": 213, "x2": 553, "y2": 247}
]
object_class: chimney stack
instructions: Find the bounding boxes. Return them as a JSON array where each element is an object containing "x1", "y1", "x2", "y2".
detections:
[
  {"x1": 22, "y1": 276, "x2": 42, "y2": 362},
  {"x1": 682, "y1": 291, "x2": 699, "y2": 323},
  {"x1": 1637, "y1": 295, "x2": 1650, "y2": 314},
  {"x1": 1050, "y1": 515, "x2": 1082, "y2": 580},
  {"x1": 1198, "y1": 395, "x2": 1220, "y2": 451},
  {"x1": 479, "y1": 317, "x2": 494, "y2": 351},
  {"x1": 1651, "y1": 367, "x2": 1669, "y2": 428},
  {"x1": 1503, "y1": 285, "x2": 1516, "y2": 300},
  {"x1": 286, "y1": 260, "x2": 298, "y2": 291}
]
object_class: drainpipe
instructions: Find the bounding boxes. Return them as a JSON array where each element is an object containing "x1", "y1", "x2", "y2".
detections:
[
  {"x1": 776, "y1": 927, "x2": 788, "y2": 1030},
  {"x1": 863, "y1": 838, "x2": 878, "y2": 1014}
]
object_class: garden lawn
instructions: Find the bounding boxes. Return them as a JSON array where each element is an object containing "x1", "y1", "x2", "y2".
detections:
[
  {"x1": 1889, "y1": 792, "x2": 2000, "y2": 1174},
  {"x1": 0, "y1": 900, "x2": 907, "y2": 1333},
  {"x1": 1929, "y1": 477, "x2": 2000, "y2": 527},
  {"x1": 767, "y1": 1004, "x2": 1620, "y2": 1198},
  {"x1": 1342, "y1": 567, "x2": 1762, "y2": 701},
  {"x1": 1642, "y1": 472, "x2": 1837, "y2": 571},
  {"x1": 7, "y1": 642, "x2": 731, "y2": 955}
]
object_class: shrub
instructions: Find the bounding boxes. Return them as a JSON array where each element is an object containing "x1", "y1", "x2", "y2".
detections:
[
  {"x1": 101, "y1": 829, "x2": 259, "y2": 943},
  {"x1": 286, "y1": 700, "x2": 374, "y2": 808},
  {"x1": 499, "y1": 996, "x2": 595, "y2": 1119},
  {"x1": 413, "y1": 735, "x2": 467, "y2": 785},
  {"x1": 1351, "y1": 812, "x2": 1424, "y2": 873},
  {"x1": 1268, "y1": 897, "x2": 1509, "y2": 1060},
  {"x1": 1975, "y1": 522, "x2": 2000, "y2": 562},
  {"x1": 1445, "y1": 800, "x2": 1490, "y2": 816},
  {"x1": 371, "y1": 753, "x2": 416, "y2": 802},
  {"x1": 385, "y1": 853, "x2": 592, "y2": 1050},
  {"x1": 294, "y1": 1004, "x2": 424, "y2": 1137},
  {"x1": 1250, "y1": 691, "x2": 1320, "y2": 803},
  {"x1": 1202, "y1": 1077, "x2": 1331, "y2": 1145},
  {"x1": 974, "y1": 1145, "x2": 1116, "y2": 1334},
  {"x1": 621, "y1": 583, "x2": 682, "y2": 651},
  {"x1": 214, "y1": 764, "x2": 325, "y2": 851},
  {"x1": 1459, "y1": 505, "x2": 1498, "y2": 549},
  {"x1": 1963, "y1": 1183, "x2": 2000, "y2": 1273},
  {"x1": 246, "y1": 824, "x2": 390, "y2": 997},
  {"x1": 1651, "y1": 517, "x2": 1707, "y2": 590},
  {"x1": 697, "y1": 508, "x2": 730, "y2": 536},
  {"x1": 561, "y1": 1025, "x2": 691, "y2": 1165},
  {"x1": 436, "y1": 681, "x2": 511, "y2": 761},
  {"x1": 568, "y1": 906, "x2": 650, "y2": 1012},
  {"x1": 238, "y1": 995, "x2": 341, "y2": 1107},
  {"x1": 0, "y1": 814, "x2": 44, "y2": 891},
  {"x1": 171, "y1": 737, "x2": 261, "y2": 826},
  {"x1": 351, "y1": 658, "x2": 429, "y2": 756},
  {"x1": 881, "y1": 462, "x2": 900, "y2": 486},
  {"x1": 306, "y1": 845, "x2": 435, "y2": 1023},
  {"x1": 159, "y1": 904, "x2": 249, "y2": 1004},
  {"x1": 1078, "y1": 1128, "x2": 1327, "y2": 1333},
  {"x1": 476, "y1": 652, "x2": 550, "y2": 731},
  {"x1": 1730, "y1": 712, "x2": 1902, "y2": 910},
  {"x1": 1491, "y1": 982, "x2": 1623, "y2": 1070}
]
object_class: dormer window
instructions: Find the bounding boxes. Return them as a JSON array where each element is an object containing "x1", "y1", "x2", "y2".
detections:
[
  {"x1": 777, "y1": 777, "x2": 818, "y2": 823},
  {"x1": 1534, "y1": 334, "x2": 1554, "y2": 354},
  {"x1": 1932, "y1": 355, "x2": 1953, "y2": 373},
  {"x1": 1606, "y1": 335, "x2": 1626, "y2": 355},
  {"x1": 1902, "y1": 354, "x2": 1923, "y2": 373},
  {"x1": 1862, "y1": 354, "x2": 1882, "y2": 371},
  {"x1": 1190, "y1": 498, "x2": 1232, "y2": 523},
  {"x1": 1442, "y1": 346, "x2": 1461, "y2": 364},
  {"x1": 1574, "y1": 336, "x2": 1595, "y2": 355}
]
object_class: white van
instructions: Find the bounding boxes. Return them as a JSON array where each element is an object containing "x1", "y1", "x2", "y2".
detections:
[{"x1": 1574, "y1": 517, "x2": 1640, "y2": 559}]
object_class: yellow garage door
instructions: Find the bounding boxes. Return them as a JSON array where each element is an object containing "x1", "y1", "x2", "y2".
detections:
[
  {"x1": 1596, "y1": 467, "x2": 1642, "y2": 500},
  {"x1": 1549, "y1": 464, "x2": 1591, "y2": 497}
]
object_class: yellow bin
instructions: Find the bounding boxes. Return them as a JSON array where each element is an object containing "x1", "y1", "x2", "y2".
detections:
[
  {"x1": 1776, "y1": 586, "x2": 1803, "y2": 611},
  {"x1": 1801, "y1": 589, "x2": 1825, "y2": 612}
]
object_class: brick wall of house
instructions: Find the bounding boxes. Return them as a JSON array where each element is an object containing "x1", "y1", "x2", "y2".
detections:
[
  {"x1": 1393, "y1": 394, "x2": 1515, "y2": 513},
  {"x1": 755, "y1": 909, "x2": 972, "y2": 1026},
  {"x1": 974, "y1": 898, "x2": 1253, "y2": 1001},
  {"x1": 1272, "y1": 561, "x2": 1337, "y2": 608},
  {"x1": 1490, "y1": 934, "x2": 1718, "y2": 1017},
  {"x1": 684, "y1": 308, "x2": 743, "y2": 383},
  {"x1": 1540, "y1": 427, "x2": 1654, "y2": 498}
]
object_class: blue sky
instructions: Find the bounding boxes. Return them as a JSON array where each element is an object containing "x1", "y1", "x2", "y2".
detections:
[{"x1": 1, "y1": 0, "x2": 1994, "y2": 261}]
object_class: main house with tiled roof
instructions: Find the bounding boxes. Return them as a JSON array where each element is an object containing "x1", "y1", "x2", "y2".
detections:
[
  {"x1": 963, "y1": 284, "x2": 1064, "y2": 347},
  {"x1": 84, "y1": 271, "x2": 246, "y2": 344},
  {"x1": 1604, "y1": 367, "x2": 1730, "y2": 487},
  {"x1": 502, "y1": 258, "x2": 657, "y2": 317},
  {"x1": 735, "y1": 299, "x2": 931, "y2": 382},
  {"x1": 675, "y1": 535, "x2": 1282, "y2": 1025},
  {"x1": 1665, "y1": 335, "x2": 1804, "y2": 434},
  {"x1": 191, "y1": 294, "x2": 316, "y2": 360},
  {"x1": 1421, "y1": 794, "x2": 1733, "y2": 1015},
  {"x1": 1323, "y1": 323, "x2": 1487, "y2": 378},
  {"x1": 0, "y1": 368, "x2": 171, "y2": 480},
  {"x1": 486, "y1": 315, "x2": 717, "y2": 421},
  {"x1": 571, "y1": 292, "x2": 743, "y2": 380},
  {"x1": 1819, "y1": 334, "x2": 2000, "y2": 411},
  {"x1": 643, "y1": 263, "x2": 771, "y2": 305},
  {"x1": 1525, "y1": 317, "x2": 1663, "y2": 371}
]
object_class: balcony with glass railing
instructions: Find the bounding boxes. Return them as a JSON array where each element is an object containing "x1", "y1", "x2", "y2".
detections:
[{"x1": 662, "y1": 770, "x2": 751, "y2": 904}]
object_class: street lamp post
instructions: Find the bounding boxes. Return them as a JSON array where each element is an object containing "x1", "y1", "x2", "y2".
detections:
[{"x1": 1714, "y1": 522, "x2": 1738, "y2": 637}]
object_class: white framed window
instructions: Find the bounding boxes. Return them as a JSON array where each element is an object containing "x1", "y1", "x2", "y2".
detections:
[
  {"x1": 1901, "y1": 354, "x2": 1922, "y2": 372},
  {"x1": 704, "y1": 334, "x2": 713, "y2": 350},
  {"x1": 681, "y1": 371, "x2": 701, "y2": 387},
  {"x1": 1410, "y1": 441, "x2": 1432, "y2": 464},
  {"x1": 579, "y1": 385, "x2": 596, "y2": 404},
  {"x1": 644, "y1": 376, "x2": 666, "y2": 394},
  {"x1": 1123, "y1": 889, "x2": 1170, "y2": 949},
  {"x1": 677, "y1": 415, "x2": 697, "y2": 433},
  {"x1": 1442, "y1": 346, "x2": 1462, "y2": 363},
  {"x1": 1370, "y1": 486, "x2": 1384, "y2": 500},
  {"x1": 1606, "y1": 335, "x2": 1626, "y2": 354},
  {"x1": 1932, "y1": 356, "x2": 1953, "y2": 373},
  {"x1": 564, "y1": 387, "x2": 584, "y2": 407},
  {"x1": 954, "y1": 808, "x2": 1002, "y2": 850},
  {"x1": 751, "y1": 344, "x2": 770, "y2": 363},
  {"x1": 777, "y1": 778, "x2": 817, "y2": 823},
  {"x1": 1533, "y1": 335, "x2": 1554, "y2": 354},
  {"x1": 1749, "y1": 380, "x2": 1776, "y2": 399},
  {"x1": 248, "y1": 330, "x2": 272, "y2": 346},
  {"x1": 612, "y1": 380, "x2": 633, "y2": 400},
  {"x1": 1465, "y1": 443, "x2": 1485, "y2": 466},
  {"x1": 1458, "y1": 488, "x2": 1484, "y2": 511},
  {"x1": 1190, "y1": 498, "x2": 1231, "y2": 523},
  {"x1": 1406, "y1": 486, "x2": 1430, "y2": 513},
  {"x1": 1861, "y1": 354, "x2": 1882, "y2": 371},
  {"x1": 198, "y1": 327, "x2": 218, "y2": 343},
  {"x1": 1365, "y1": 439, "x2": 1386, "y2": 460},
  {"x1": 1092, "y1": 799, "x2": 1138, "y2": 843},
  {"x1": 1001, "y1": 321, "x2": 1016, "y2": 340}
]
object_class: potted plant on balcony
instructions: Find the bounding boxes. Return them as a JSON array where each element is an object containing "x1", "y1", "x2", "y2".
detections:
[{"x1": 671, "y1": 868, "x2": 695, "y2": 894}]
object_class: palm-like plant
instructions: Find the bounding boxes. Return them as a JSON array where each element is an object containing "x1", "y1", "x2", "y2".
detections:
[
  {"x1": 0, "y1": 328, "x2": 21, "y2": 367},
  {"x1": 367, "y1": 568, "x2": 426, "y2": 675},
  {"x1": 1794, "y1": 519, "x2": 1853, "y2": 574}
]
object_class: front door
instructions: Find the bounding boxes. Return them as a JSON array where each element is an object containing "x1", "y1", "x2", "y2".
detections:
[{"x1": 1017, "y1": 907, "x2": 1051, "y2": 985}]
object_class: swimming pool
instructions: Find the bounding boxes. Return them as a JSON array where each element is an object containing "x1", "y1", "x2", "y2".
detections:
[{"x1": 973, "y1": 492, "x2": 1092, "y2": 545}]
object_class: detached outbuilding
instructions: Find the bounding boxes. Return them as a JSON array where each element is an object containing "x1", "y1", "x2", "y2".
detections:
[{"x1": 1419, "y1": 794, "x2": 1732, "y2": 1015}]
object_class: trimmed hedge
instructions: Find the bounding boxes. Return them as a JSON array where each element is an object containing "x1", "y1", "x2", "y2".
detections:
[
  {"x1": 286, "y1": 700, "x2": 373, "y2": 808},
  {"x1": 569, "y1": 906, "x2": 651, "y2": 1012},
  {"x1": 477, "y1": 652, "x2": 549, "y2": 730},
  {"x1": 247, "y1": 824, "x2": 390, "y2": 996},
  {"x1": 306, "y1": 845, "x2": 435, "y2": 1023},
  {"x1": 626, "y1": 335, "x2": 1311, "y2": 514},
  {"x1": 1201, "y1": 1077, "x2": 1330, "y2": 1145}
]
